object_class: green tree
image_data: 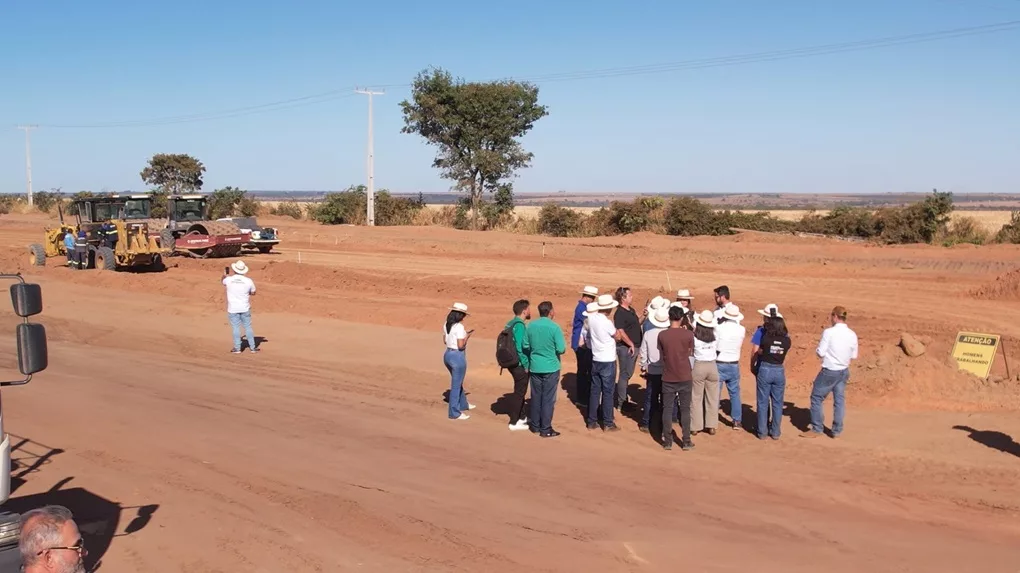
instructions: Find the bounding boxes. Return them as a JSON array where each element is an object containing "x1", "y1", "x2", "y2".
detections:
[
  {"x1": 400, "y1": 67, "x2": 547, "y2": 228},
  {"x1": 140, "y1": 153, "x2": 206, "y2": 196},
  {"x1": 312, "y1": 185, "x2": 368, "y2": 225},
  {"x1": 207, "y1": 186, "x2": 249, "y2": 219}
]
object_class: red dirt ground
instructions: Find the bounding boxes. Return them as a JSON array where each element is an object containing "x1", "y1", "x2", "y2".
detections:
[{"x1": 1, "y1": 212, "x2": 1019, "y2": 572}]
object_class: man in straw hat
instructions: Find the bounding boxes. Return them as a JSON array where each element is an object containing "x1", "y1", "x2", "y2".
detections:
[
  {"x1": 658, "y1": 306, "x2": 698, "y2": 451},
  {"x1": 586, "y1": 294, "x2": 630, "y2": 431},
  {"x1": 571, "y1": 286, "x2": 599, "y2": 407},
  {"x1": 802, "y1": 306, "x2": 858, "y2": 439},
  {"x1": 715, "y1": 303, "x2": 746, "y2": 431},
  {"x1": 223, "y1": 260, "x2": 259, "y2": 354}
]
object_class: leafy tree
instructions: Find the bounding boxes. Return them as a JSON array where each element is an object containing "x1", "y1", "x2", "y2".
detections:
[
  {"x1": 995, "y1": 210, "x2": 1020, "y2": 244},
  {"x1": 400, "y1": 67, "x2": 547, "y2": 227},
  {"x1": 150, "y1": 189, "x2": 169, "y2": 218},
  {"x1": 481, "y1": 183, "x2": 515, "y2": 229},
  {"x1": 207, "y1": 186, "x2": 248, "y2": 219},
  {"x1": 537, "y1": 203, "x2": 583, "y2": 237},
  {"x1": 140, "y1": 153, "x2": 206, "y2": 195}
]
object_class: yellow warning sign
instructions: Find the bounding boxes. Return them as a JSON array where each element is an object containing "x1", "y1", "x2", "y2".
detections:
[{"x1": 951, "y1": 332, "x2": 1000, "y2": 378}]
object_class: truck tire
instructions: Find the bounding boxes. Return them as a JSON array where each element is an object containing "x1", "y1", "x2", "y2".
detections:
[
  {"x1": 159, "y1": 229, "x2": 176, "y2": 254},
  {"x1": 257, "y1": 245, "x2": 273, "y2": 254},
  {"x1": 28, "y1": 244, "x2": 46, "y2": 266},
  {"x1": 148, "y1": 253, "x2": 166, "y2": 272},
  {"x1": 96, "y1": 246, "x2": 117, "y2": 270}
]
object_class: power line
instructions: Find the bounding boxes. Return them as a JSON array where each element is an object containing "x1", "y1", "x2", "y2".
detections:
[{"x1": 28, "y1": 18, "x2": 1020, "y2": 129}]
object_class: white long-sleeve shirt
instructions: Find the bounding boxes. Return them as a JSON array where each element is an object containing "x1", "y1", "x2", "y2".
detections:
[
  {"x1": 639, "y1": 327, "x2": 666, "y2": 375},
  {"x1": 715, "y1": 321, "x2": 746, "y2": 362},
  {"x1": 817, "y1": 322, "x2": 858, "y2": 371}
]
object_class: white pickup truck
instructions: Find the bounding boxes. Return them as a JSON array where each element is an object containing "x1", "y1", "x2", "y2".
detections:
[{"x1": 216, "y1": 217, "x2": 281, "y2": 254}]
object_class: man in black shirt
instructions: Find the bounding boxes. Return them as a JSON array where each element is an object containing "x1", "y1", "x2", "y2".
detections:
[{"x1": 613, "y1": 287, "x2": 640, "y2": 410}]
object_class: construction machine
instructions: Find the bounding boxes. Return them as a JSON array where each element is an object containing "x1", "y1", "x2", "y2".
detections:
[
  {"x1": 0, "y1": 275, "x2": 49, "y2": 569},
  {"x1": 160, "y1": 195, "x2": 251, "y2": 258},
  {"x1": 28, "y1": 195, "x2": 168, "y2": 271}
]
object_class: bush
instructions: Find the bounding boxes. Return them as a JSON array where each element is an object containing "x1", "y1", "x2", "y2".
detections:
[
  {"x1": 312, "y1": 186, "x2": 423, "y2": 226},
  {"x1": 719, "y1": 210, "x2": 797, "y2": 233},
  {"x1": 33, "y1": 190, "x2": 64, "y2": 214},
  {"x1": 796, "y1": 206, "x2": 879, "y2": 237},
  {"x1": 238, "y1": 196, "x2": 262, "y2": 217},
  {"x1": 995, "y1": 211, "x2": 1020, "y2": 244},
  {"x1": 271, "y1": 200, "x2": 304, "y2": 219},
  {"x1": 0, "y1": 194, "x2": 24, "y2": 215},
  {"x1": 375, "y1": 191, "x2": 424, "y2": 226},
  {"x1": 207, "y1": 186, "x2": 251, "y2": 219},
  {"x1": 537, "y1": 203, "x2": 584, "y2": 237},
  {"x1": 938, "y1": 216, "x2": 988, "y2": 246},
  {"x1": 663, "y1": 197, "x2": 731, "y2": 236}
]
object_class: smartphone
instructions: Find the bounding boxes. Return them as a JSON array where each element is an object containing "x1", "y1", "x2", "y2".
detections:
[{"x1": 224, "y1": 266, "x2": 230, "y2": 274}]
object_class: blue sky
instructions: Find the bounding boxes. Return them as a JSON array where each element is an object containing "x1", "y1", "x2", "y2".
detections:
[{"x1": 1, "y1": 0, "x2": 1018, "y2": 195}]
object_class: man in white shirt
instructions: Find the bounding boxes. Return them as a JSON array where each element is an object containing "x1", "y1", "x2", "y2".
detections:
[
  {"x1": 223, "y1": 260, "x2": 259, "y2": 354},
  {"x1": 586, "y1": 294, "x2": 631, "y2": 432},
  {"x1": 712, "y1": 285, "x2": 732, "y2": 323},
  {"x1": 715, "y1": 304, "x2": 747, "y2": 431},
  {"x1": 803, "y1": 306, "x2": 858, "y2": 438}
]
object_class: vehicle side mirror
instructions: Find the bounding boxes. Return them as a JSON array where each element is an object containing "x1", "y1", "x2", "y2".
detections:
[
  {"x1": 17, "y1": 323, "x2": 47, "y2": 375},
  {"x1": 10, "y1": 283, "x2": 43, "y2": 317}
]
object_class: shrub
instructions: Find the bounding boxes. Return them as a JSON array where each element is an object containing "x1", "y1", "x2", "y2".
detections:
[
  {"x1": 995, "y1": 211, "x2": 1020, "y2": 244},
  {"x1": 207, "y1": 186, "x2": 252, "y2": 219},
  {"x1": 939, "y1": 216, "x2": 988, "y2": 246},
  {"x1": 375, "y1": 191, "x2": 424, "y2": 226},
  {"x1": 719, "y1": 210, "x2": 796, "y2": 233},
  {"x1": 271, "y1": 200, "x2": 304, "y2": 219},
  {"x1": 312, "y1": 187, "x2": 367, "y2": 225},
  {"x1": 796, "y1": 206, "x2": 879, "y2": 237},
  {"x1": 537, "y1": 203, "x2": 584, "y2": 237},
  {"x1": 0, "y1": 194, "x2": 24, "y2": 215},
  {"x1": 663, "y1": 197, "x2": 731, "y2": 236},
  {"x1": 238, "y1": 196, "x2": 262, "y2": 217},
  {"x1": 33, "y1": 190, "x2": 64, "y2": 214}
]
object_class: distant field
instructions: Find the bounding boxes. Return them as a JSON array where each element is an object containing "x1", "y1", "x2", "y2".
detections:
[{"x1": 260, "y1": 200, "x2": 1014, "y2": 233}]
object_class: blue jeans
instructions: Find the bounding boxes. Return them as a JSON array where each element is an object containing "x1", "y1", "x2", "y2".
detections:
[
  {"x1": 810, "y1": 368, "x2": 849, "y2": 435},
  {"x1": 588, "y1": 361, "x2": 616, "y2": 426},
  {"x1": 717, "y1": 362, "x2": 742, "y2": 423},
  {"x1": 642, "y1": 373, "x2": 678, "y2": 428},
  {"x1": 444, "y1": 349, "x2": 469, "y2": 418},
  {"x1": 529, "y1": 371, "x2": 559, "y2": 433},
  {"x1": 755, "y1": 363, "x2": 786, "y2": 438},
  {"x1": 228, "y1": 312, "x2": 256, "y2": 351}
]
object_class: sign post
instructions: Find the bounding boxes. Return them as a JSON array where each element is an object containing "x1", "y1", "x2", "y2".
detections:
[{"x1": 951, "y1": 332, "x2": 1001, "y2": 378}]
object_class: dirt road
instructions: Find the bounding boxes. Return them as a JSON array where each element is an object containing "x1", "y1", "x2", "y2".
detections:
[{"x1": 1, "y1": 213, "x2": 1018, "y2": 572}]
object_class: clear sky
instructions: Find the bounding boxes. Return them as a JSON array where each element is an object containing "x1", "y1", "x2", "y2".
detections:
[{"x1": 1, "y1": 0, "x2": 1018, "y2": 195}]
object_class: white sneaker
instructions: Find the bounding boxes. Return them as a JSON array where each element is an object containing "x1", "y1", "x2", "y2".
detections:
[
  {"x1": 509, "y1": 421, "x2": 528, "y2": 431},
  {"x1": 519, "y1": 417, "x2": 528, "y2": 425},
  {"x1": 454, "y1": 413, "x2": 470, "y2": 421},
  {"x1": 468, "y1": 404, "x2": 477, "y2": 410}
]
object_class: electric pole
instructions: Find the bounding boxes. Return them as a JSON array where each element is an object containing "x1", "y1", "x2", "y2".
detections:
[
  {"x1": 17, "y1": 125, "x2": 38, "y2": 207},
  {"x1": 355, "y1": 88, "x2": 384, "y2": 226}
]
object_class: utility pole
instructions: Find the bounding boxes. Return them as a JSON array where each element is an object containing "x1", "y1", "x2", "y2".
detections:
[
  {"x1": 16, "y1": 125, "x2": 38, "y2": 207},
  {"x1": 355, "y1": 88, "x2": 384, "y2": 226}
]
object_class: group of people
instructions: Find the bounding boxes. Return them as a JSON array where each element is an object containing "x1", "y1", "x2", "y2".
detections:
[
  {"x1": 441, "y1": 284, "x2": 859, "y2": 450},
  {"x1": 60, "y1": 223, "x2": 119, "y2": 270}
]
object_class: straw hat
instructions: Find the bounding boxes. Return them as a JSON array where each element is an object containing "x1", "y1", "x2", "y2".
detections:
[
  {"x1": 722, "y1": 303, "x2": 744, "y2": 323},
  {"x1": 582, "y1": 301, "x2": 599, "y2": 317},
  {"x1": 580, "y1": 285, "x2": 599, "y2": 297},
  {"x1": 449, "y1": 302, "x2": 469, "y2": 315},
  {"x1": 230, "y1": 260, "x2": 249, "y2": 275},
  {"x1": 695, "y1": 310, "x2": 716, "y2": 328},
  {"x1": 649, "y1": 307, "x2": 670, "y2": 328},
  {"x1": 595, "y1": 294, "x2": 619, "y2": 311},
  {"x1": 757, "y1": 303, "x2": 783, "y2": 319},
  {"x1": 676, "y1": 289, "x2": 694, "y2": 300},
  {"x1": 647, "y1": 295, "x2": 668, "y2": 312}
]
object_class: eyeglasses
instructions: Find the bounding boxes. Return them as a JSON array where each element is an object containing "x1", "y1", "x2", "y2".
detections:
[{"x1": 39, "y1": 537, "x2": 87, "y2": 557}]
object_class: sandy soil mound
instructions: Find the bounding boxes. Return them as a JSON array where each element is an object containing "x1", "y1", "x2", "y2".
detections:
[
  {"x1": 853, "y1": 340, "x2": 1020, "y2": 410},
  {"x1": 971, "y1": 268, "x2": 1020, "y2": 300}
]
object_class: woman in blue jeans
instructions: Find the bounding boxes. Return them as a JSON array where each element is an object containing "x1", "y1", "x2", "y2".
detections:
[
  {"x1": 443, "y1": 302, "x2": 475, "y2": 420},
  {"x1": 755, "y1": 314, "x2": 791, "y2": 440}
]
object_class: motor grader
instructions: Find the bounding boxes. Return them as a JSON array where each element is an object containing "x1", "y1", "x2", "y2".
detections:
[
  {"x1": 27, "y1": 195, "x2": 168, "y2": 271},
  {"x1": 160, "y1": 194, "x2": 251, "y2": 258}
]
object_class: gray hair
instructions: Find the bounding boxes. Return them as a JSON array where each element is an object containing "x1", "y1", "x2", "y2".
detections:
[{"x1": 19, "y1": 505, "x2": 75, "y2": 567}]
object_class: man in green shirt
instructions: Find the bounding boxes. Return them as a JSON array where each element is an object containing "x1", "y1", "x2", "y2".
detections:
[
  {"x1": 526, "y1": 301, "x2": 567, "y2": 438},
  {"x1": 505, "y1": 300, "x2": 532, "y2": 432}
]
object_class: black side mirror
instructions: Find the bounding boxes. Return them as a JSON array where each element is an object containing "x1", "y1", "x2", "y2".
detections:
[
  {"x1": 11, "y1": 283, "x2": 43, "y2": 317},
  {"x1": 2, "y1": 274, "x2": 47, "y2": 386}
]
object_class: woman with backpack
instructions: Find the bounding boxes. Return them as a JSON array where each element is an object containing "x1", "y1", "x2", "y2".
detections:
[
  {"x1": 443, "y1": 302, "x2": 475, "y2": 420},
  {"x1": 755, "y1": 311, "x2": 792, "y2": 440}
]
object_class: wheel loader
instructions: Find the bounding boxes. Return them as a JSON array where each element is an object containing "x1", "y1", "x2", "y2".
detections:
[
  {"x1": 27, "y1": 195, "x2": 169, "y2": 271},
  {"x1": 160, "y1": 194, "x2": 251, "y2": 258}
]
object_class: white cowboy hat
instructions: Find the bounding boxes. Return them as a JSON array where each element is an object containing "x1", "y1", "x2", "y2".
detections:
[
  {"x1": 230, "y1": 260, "x2": 249, "y2": 275},
  {"x1": 580, "y1": 285, "x2": 599, "y2": 297},
  {"x1": 676, "y1": 289, "x2": 694, "y2": 300},
  {"x1": 595, "y1": 294, "x2": 619, "y2": 311},
  {"x1": 582, "y1": 301, "x2": 599, "y2": 317},
  {"x1": 646, "y1": 295, "x2": 667, "y2": 312},
  {"x1": 695, "y1": 309, "x2": 716, "y2": 328},
  {"x1": 649, "y1": 307, "x2": 670, "y2": 328},
  {"x1": 722, "y1": 303, "x2": 744, "y2": 323},
  {"x1": 757, "y1": 303, "x2": 783, "y2": 319},
  {"x1": 449, "y1": 302, "x2": 469, "y2": 315}
]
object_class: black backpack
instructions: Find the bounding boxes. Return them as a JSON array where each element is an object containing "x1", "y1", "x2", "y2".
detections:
[{"x1": 495, "y1": 323, "x2": 521, "y2": 371}]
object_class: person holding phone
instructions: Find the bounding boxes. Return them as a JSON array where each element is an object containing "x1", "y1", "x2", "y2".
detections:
[
  {"x1": 223, "y1": 260, "x2": 259, "y2": 354},
  {"x1": 443, "y1": 302, "x2": 475, "y2": 420}
]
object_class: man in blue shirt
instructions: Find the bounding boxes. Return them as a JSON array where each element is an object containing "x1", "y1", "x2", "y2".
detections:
[
  {"x1": 62, "y1": 231, "x2": 76, "y2": 268},
  {"x1": 572, "y1": 285, "x2": 599, "y2": 407}
]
